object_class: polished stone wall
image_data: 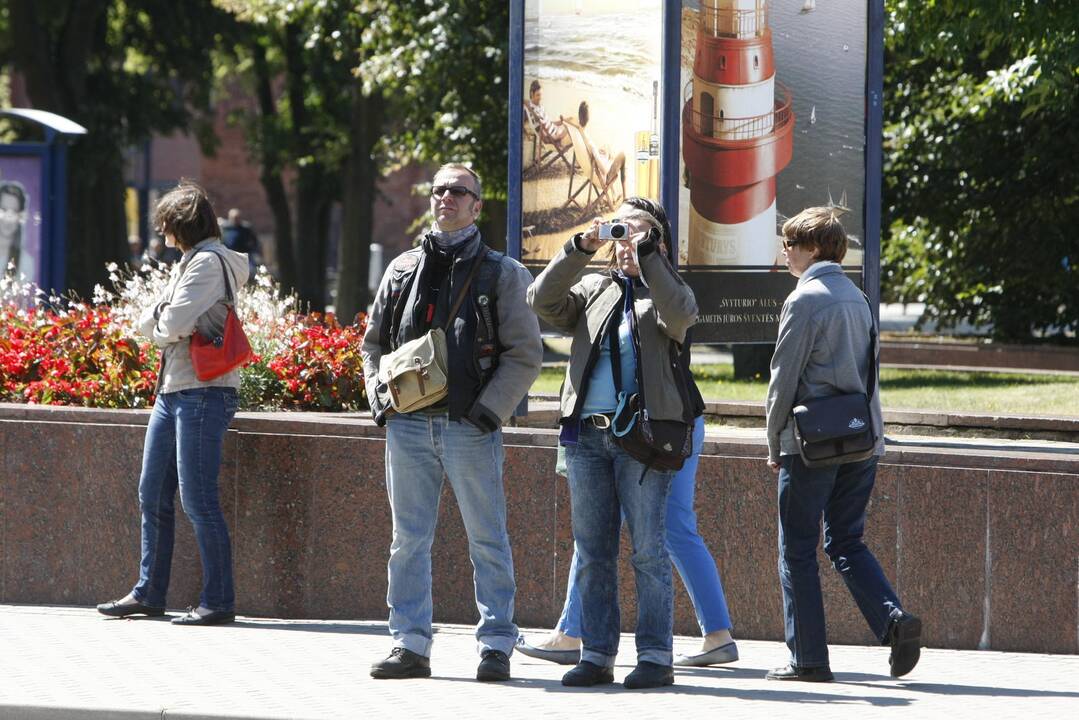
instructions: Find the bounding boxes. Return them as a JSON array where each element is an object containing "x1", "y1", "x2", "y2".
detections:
[{"x1": 1, "y1": 404, "x2": 1076, "y2": 654}]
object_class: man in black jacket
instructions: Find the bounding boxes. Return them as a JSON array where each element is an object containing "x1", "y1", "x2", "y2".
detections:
[{"x1": 361, "y1": 163, "x2": 542, "y2": 683}]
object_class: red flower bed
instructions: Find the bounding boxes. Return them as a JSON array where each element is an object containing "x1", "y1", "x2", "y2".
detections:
[
  {"x1": 267, "y1": 312, "x2": 368, "y2": 411},
  {"x1": 0, "y1": 304, "x2": 157, "y2": 408},
  {"x1": 0, "y1": 302, "x2": 370, "y2": 412}
]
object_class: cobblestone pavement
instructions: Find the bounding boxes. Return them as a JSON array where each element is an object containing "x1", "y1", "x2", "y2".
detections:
[{"x1": 2, "y1": 605, "x2": 1077, "y2": 719}]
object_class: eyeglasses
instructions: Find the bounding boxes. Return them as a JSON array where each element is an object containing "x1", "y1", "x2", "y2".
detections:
[
  {"x1": 782, "y1": 238, "x2": 801, "y2": 250},
  {"x1": 431, "y1": 184, "x2": 479, "y2": 201}
]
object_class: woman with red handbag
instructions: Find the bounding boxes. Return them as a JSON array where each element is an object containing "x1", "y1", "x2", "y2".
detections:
[{"x1": 97, "y1": 181, "x2": 250, "y2": 626}]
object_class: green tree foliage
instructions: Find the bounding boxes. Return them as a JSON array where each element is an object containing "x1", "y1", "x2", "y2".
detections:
[
  {"x1": 357, "y1": 1, "x2": 509, "y2": 201},
  {"x1": 215, "y1": 0, "x2": 382, "y2": 316},
  {"x1": 882, "y1": 0, "x2": 1079, "y2": 341},
  {"x1": 0, "y1": 0, "x2": 224, "y2": 296},
  {"x1": 215, "y1": 1, "x2": 508, "y2": 319}
]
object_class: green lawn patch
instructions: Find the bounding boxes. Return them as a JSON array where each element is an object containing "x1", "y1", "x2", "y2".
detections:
[{"x1": 533, "y1": 364, "x2": 1079, "y2": 417}]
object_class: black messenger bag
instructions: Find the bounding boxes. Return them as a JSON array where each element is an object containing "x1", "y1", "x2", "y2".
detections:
[
  {"x1": 606, "y1": 282, "x2": 692, "y2": 475},
  {"x1": 790, "y1": 294, "x2": 879, "y2": 468}
]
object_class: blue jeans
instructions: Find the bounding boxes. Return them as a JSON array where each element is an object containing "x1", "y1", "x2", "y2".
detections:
[
  {"x1": 565, "y1": 424, "x2": 675, "y2": 667},
  {"x1": 384, "y1": 412, "x2": 517, "y2": 658},
  {"x1": 777, "y1": 454, "x2": 902, "y2": 668},
  {"x1": 558, "y1": 416, "x2": 732, "y2": 637},
  {"x1": 132, "y1": 387, "x2": 239, "y2": 612}
]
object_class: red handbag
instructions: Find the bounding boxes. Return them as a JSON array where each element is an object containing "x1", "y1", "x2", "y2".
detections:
[{"x1": 189, "y1": 251, "x2": 254, "y2": 380}]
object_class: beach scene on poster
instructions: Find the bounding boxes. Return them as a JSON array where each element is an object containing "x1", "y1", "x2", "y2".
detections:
[
  {"x1": 0, "y1": 156, "x2": 43, "y2": 285},
  {"x1": 521, "y1": 0, "x2": 663, "y2": 267},
  {"x1": 679, "y1": 0, "x2": 866, "y2": 270}
]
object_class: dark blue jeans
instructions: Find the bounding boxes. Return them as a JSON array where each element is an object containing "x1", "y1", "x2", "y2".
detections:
[
  {"x1": 565, "y1": 424, "x2": 675, "y2": 667},
  {"x1": 132, "y1": 387, "x2": 239, "y2": 612},
  {"x1": 777, "y1": 454, "x2": 901, "y2": 668}
]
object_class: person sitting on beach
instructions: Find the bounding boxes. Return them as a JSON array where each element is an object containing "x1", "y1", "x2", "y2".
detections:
[
  {"x1": 525, "y1": 80, "x2": 570, "y2": 147},
  {"x1": 567, "y1": 101, "x2": 627, "y2": 204}
]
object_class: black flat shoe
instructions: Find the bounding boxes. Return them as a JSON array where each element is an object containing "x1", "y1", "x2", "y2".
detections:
[
  {"x1": 766, "y1": 663, "x2": 834, "y2": 682},
  {"x1": 476, "y1": 649, "x2": 511, "y2": 682},
  {"x1": 170, "y1": 607, "x2": 236, "y2": 626},
  {"x1": 561, "y1": 661, "x2": 615, "y2": 687},
  {"x1": 96, "y1": 598, "x2": 165, "y2": 618},
  {"x1": 886, "y1": 612, "x2": 922, "y2": 678},
  {"x1": 623, "y1": 661, "x2": 674, "y2": 690},
  {"x1": 370, "y1": 647, "x2": 431, "y2": 679}
]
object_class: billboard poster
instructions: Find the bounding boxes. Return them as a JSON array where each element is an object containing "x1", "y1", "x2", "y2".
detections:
[
  {"x1": 0, "y1": 154, "x2": 44, "y2": 286},
  {"x1": 678, "y1": 0, "x2": 868, "y2": 342},
  {"x1": 521, "y1": 0, "x2": 664, "y2": 268}
]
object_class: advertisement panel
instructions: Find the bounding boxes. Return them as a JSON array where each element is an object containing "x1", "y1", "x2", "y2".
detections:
[
  {"x1": 679, "y1": 0, "x2": 868, "y2": 342},
  {"x1": 0, "y1": 154, "x2": 44, "y2": 286},
  {"x1": 521, "y1": 0, "x2": 664, "y2": 268}
]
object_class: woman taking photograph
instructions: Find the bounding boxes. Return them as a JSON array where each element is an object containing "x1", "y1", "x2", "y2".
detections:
[
  {"x1": 97, "y1": 181, "x2": 250, "y2": 626},
  {"x1": 527, "y1": 197, "x2": 697, "y2": 690},
  {"x1": 516, "y1": 331, "x2": 740, "y2": 669}
]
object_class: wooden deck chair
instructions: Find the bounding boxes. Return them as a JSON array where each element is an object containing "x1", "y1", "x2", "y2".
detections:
[
  {"x1": 563, "y1": 123, "x2": 624, "y2": 216},
  {"x1": 523, "y1": 105, "x2": 574, "y2": 178}
]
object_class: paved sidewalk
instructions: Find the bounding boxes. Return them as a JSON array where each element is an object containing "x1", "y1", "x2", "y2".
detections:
[{"x1": 2, "y1": 605, "x2": 1077, "y2": 719}]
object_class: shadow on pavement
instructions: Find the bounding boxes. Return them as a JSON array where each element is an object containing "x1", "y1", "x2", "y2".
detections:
[
  {"x1": 854, "y1": 681, "x2": 1079, "y2": 699},
  {"x1": 224, "y1": 619, "x2": 389, "y2": 636},
  {"x1": 505, "y1": 677, "x2": 911, "y2": 705}
]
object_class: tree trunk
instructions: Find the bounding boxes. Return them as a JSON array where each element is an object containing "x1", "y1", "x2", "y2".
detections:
[
  {"x1": 282, "y1": 21, "x2": 329, "y2": 311},
  {"x1": 64, "y1": 141, "x2": 128, "y2": 296},
  {"x1": 478, "y1": 197, "x2": 508, "y2": 253},
  {"x1": 335, "y1": 87, "x2": 384, "y2": 324},
  {"x1": 8, "y1": 0, "x2": 125, "y2": 297},
  {"x1": 251, "y1": 40, "x2": 297, "y2": 296},
  {"x1": 292, "y1": 168, "x2": 330, "y2": 310}
]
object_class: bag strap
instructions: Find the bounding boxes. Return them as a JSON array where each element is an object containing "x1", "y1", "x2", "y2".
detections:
[
  {"x1": 193, "y1": 247, "x2": 236, "y2": 305},
  {"x1": 609, "y1": 276, "x2": 694, "y2": 425},
  {"x1": 862, "y1": 292, "x2": 878, "y2": 399},
  {"x1": 442, "y1": 245, "x2": 489, "y2": 332}
]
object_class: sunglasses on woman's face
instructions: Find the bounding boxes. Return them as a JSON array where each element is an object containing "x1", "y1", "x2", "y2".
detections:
[{"x1": 430, "y1": 184, "x2": 479, "y2": 200}]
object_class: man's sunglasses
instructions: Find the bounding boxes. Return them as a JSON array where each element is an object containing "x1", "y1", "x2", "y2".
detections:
[
  {"x1": 782, "y1": 238, "x2": 801, "y2": 250},
  {"x1": 431, "y1": 184, "x2": 479, "y2": 200}
]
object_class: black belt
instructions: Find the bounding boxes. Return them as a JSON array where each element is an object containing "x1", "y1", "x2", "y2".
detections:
[{"x1": 585, "y1": 413, "x2": 614, "y2": 429}]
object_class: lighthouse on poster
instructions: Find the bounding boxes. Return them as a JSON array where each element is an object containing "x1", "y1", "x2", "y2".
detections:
[{"x1": 683, "y1": 0, "x2": 794, "y2": 266}]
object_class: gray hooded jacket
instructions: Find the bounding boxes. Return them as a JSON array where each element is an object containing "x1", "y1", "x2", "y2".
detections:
[
  {"x1": 765, "y1": 261, "x2": 885, "y2": 463},
  {"x1": 138, "y1": 238, "x2": 250, "y2": 394}
]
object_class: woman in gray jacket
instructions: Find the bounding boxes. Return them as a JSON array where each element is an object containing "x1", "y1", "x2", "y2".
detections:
[
  {"x1": 97, "y1": 182, "x2": 249, "y2": 626},
  {"x1": 528, "y1": 197, "x2": 697, "y2": 690}
]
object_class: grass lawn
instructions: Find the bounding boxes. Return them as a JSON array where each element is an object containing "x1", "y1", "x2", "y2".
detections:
[{"x1": 532, "y1": 364, "x2": 1079, "y2": 417}]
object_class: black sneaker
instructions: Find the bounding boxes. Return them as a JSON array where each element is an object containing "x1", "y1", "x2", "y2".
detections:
[
  {"x1": 623, "y1": 661, "x2": 674, "y2": 689},
  {"x1": 886, "y1": 612, "x2": 922, "y2": 678},
  {"x1": 476, "y1": 649, "x2": 511, "y2": 682},
  {"x1": 561, "y1": 661, "x2": 615, "y2": 687},
  {"x1": 370, "y1": 647, "x2": 431, "y2": 679},
  {"x1": 765, "y1": 663, "x2": 834, "y2": 682}
]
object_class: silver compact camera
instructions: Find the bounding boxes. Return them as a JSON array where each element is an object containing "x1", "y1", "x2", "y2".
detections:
[{"x1": 598, "y1": 222, "x2": 628, "y2": 240}]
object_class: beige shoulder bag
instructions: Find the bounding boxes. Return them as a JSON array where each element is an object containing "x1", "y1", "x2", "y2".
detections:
[{"x1": 377, "y1": 247, "x2": 488, "y2": 413}]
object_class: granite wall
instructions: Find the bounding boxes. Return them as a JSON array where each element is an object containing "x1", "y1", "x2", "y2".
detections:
[{"x1": 1, "y1": 404, "x2": 1076, "y2": 654}]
